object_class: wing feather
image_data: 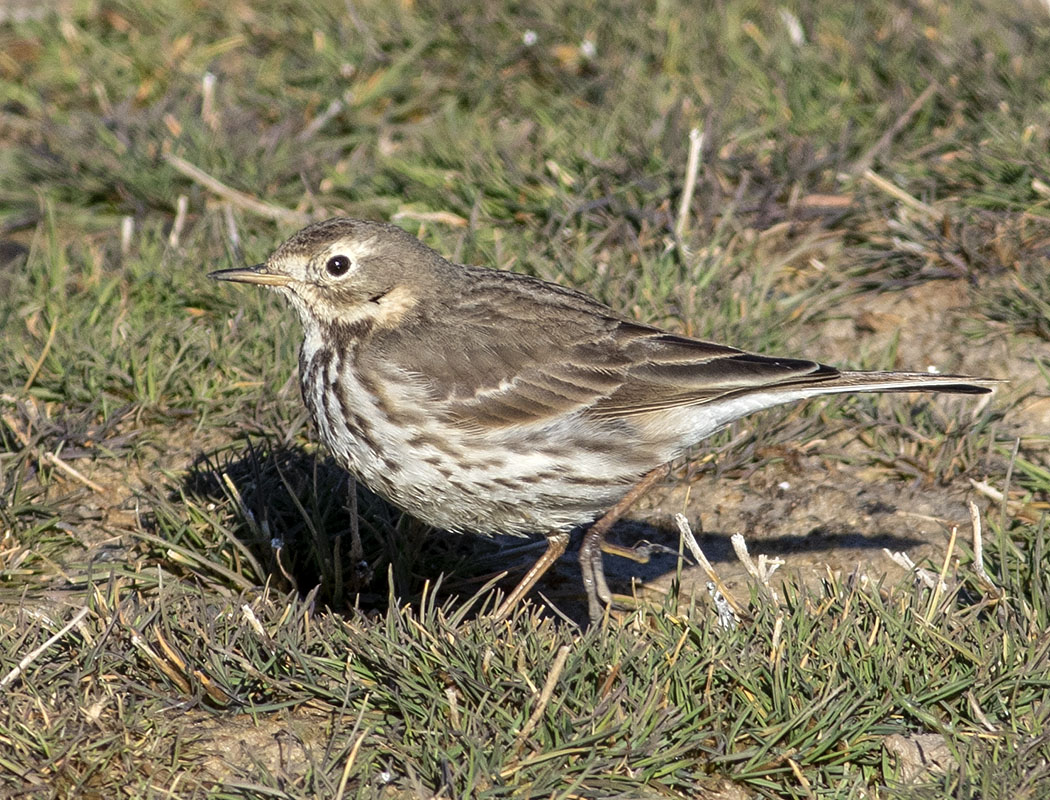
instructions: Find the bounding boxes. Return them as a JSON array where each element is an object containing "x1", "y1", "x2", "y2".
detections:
[{"x1": 363, "y1": 267, "x2": 991, "y2": 431}]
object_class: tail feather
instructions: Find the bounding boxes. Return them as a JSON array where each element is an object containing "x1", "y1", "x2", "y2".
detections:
[{"x1": 815, "y1": 371, "x2": 1000, "y2": 395}]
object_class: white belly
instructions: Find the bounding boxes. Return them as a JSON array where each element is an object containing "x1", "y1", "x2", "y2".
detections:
[{"x1": 299, "y1": 340, "x2": 642, "y2": 536}]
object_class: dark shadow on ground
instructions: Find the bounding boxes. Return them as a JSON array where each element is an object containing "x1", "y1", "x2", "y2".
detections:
[{"x1": 179, "y1": 438, "x2": 926, "y2": 626}]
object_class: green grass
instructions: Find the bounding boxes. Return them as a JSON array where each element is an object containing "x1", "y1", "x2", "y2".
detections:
[
  {"x1": 3, "y1": 517, "x2": 1049, "y2": 797},
  {"x1": 1, "y1": 0, "x2": 1049, "y2": 796}
]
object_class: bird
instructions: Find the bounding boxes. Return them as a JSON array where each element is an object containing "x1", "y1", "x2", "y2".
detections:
[{"x1": 210, "y1": 217, "x2": 997, "y2": 623}]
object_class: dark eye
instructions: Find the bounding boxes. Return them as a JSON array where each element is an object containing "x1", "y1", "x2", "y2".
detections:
[{"x1": 325, "y1": 255, "x2": 351, "y2": 276}]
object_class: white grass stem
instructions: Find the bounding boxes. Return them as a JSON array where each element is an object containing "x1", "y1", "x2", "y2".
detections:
[
  {"x1": 1, "y1": 607, "x2": 91, "y2": 689},
  {"x1": 862, "y1": 169, "x2": 940, "y2": 221},
  {"x1": 731, "y1": 533, "x2": 782, "y2": 606},
  {"x1": 169, "y1": 194, "x2": 189, "y2": 248},
  {"x1": 968, "y1": 500, "x2": 1003, "y2": 598},
  {"x1": 515, "y1": 644, "x2": 571, "y2": 745},
  {"x1": 674, "y1": 514, "x2": 744, "y2": 620},
  {"x1": 675, "y1": 128, "x2": 703, "y2": 240}
]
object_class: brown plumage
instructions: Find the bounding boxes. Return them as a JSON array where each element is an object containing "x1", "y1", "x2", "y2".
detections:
[{"x1": 211, "y1": 218, "x2": 998, "y2": 622}]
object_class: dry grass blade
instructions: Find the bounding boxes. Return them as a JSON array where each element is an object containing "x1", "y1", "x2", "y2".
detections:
[
  {"x1": 164, "y1": 153, "x2": 310, "y2": 225},
  {"x1": 0, "y1": 607, "x2": 90, "y2": 689}
]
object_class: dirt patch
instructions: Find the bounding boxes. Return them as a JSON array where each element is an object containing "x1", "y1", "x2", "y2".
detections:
[
  {"x1": 643, "y1": 459, "x2": 976, "y2": 607},
  {"x1": 816, "y1": 278, "x2": 985, "y2": 372}
]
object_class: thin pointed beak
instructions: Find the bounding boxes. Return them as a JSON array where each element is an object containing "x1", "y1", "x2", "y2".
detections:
[{"x1": 208, "y1": 264, "x2": 292, "y2": 287}]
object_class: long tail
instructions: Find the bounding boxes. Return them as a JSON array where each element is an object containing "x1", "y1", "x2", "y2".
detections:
[
  {"x1": 814, "y1": 370, "x2": 999, "y2": 395},
  {"x1": 713, "y1": 368, "x2": 1001, "y2": 409}
]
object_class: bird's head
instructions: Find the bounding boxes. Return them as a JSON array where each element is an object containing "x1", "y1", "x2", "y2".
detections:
[{"x1": 209, "y1": 218, "x2": 437, "y2": 333}]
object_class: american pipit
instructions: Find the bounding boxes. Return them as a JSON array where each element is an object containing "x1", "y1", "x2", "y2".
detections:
[{"x1": 211, "y1": 218, "x2": 996, "y2": 622}]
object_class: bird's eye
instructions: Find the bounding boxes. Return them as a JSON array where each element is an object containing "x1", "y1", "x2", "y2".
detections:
[{"x1": 325, "y1": 255, "x2": 351, "y2": 276}]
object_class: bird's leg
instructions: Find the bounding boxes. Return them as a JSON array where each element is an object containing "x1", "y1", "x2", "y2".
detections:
[
  {"x1": 579, "y1": 466, "x2": 667, "y2": 623},
  {"x1": 579, "y1": 538, "x2": 611, "y2": 623},
  {"x1": 491, "y1": 531, "x2": 570, "y2": 621}
]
